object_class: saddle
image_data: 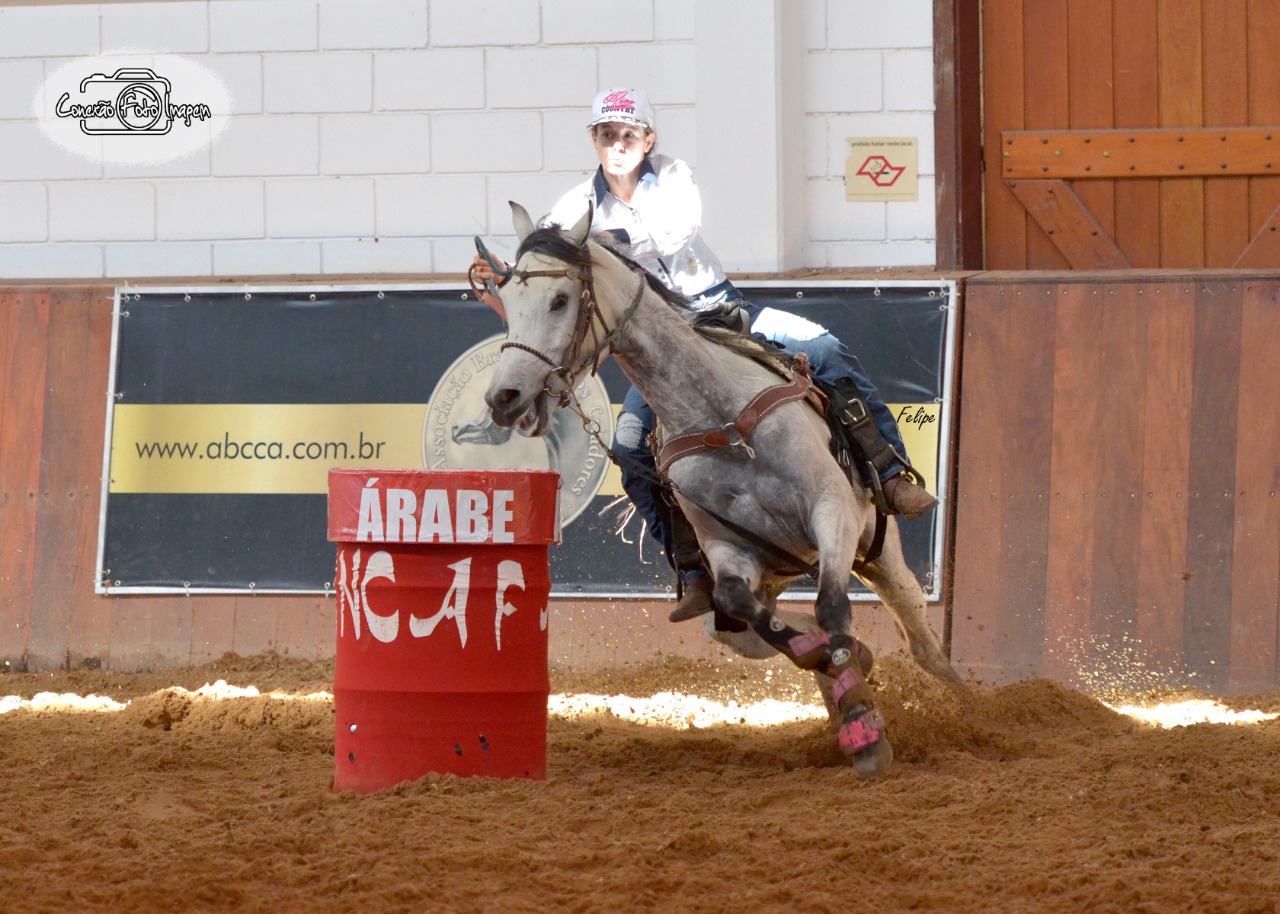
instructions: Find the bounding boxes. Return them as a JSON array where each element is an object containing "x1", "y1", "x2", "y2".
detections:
[{"x1": 652, "y1": 347, "x2": 828, "y2": 472}]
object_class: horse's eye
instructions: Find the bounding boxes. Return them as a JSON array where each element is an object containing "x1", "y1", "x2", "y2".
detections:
[{"x1": 550, "y1": 292, "x2": 569, "y2": 312}]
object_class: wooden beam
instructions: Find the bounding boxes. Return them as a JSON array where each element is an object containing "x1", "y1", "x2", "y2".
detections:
[
  {"x1": 933, "y1": 0, "x2": 984, "y2": 269},
  {"x1": 1001, "y1": 127, "x2": 1280, "y2": 179},
  {"x1": 1006, "y1": 180, "x2": 1133, "y2": 269}
]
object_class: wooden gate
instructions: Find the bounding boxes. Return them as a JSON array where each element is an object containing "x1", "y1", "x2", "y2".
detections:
[{"x1": 983, "y1": 0, "x2": 1280, "y2": 270}]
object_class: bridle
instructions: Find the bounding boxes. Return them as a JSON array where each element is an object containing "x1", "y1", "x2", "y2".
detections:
[{"x1": 496, "y1": 247, "x2": 645, "y2": 406}]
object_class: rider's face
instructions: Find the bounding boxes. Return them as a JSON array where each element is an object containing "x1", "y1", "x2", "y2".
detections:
[{"x1": 591, "y1": 122, "x2": 654, "y2": 177}]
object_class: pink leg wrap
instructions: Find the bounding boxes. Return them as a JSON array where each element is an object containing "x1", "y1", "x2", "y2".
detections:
[
  {"x1": 785, "y1": 630, "x2": 829, "y2": 668},
  {"x1": 839, "y1": 709, "x2": 885, "y2": 755},
  {"x1": 830, "y1": 667, "x2": 866, "y2": 710}
]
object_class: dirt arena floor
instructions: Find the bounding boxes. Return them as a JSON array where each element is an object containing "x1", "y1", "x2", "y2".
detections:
[{"x1": 2, "y1": 649, "x2": 1279, "y2": 914}]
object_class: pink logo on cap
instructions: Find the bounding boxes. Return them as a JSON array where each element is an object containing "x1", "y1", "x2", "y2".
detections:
[{"x1": 600, "y1": 89, "x2": 637, "y2": 115}]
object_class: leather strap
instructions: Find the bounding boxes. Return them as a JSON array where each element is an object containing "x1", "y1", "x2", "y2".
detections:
[{"x1": 657, "y1": 371, "x2": 813, "y2": 472}]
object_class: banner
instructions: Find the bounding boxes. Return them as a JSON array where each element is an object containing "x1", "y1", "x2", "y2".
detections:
[{"x1": 98, "y1": 282, "x2": 956, "y2": 600}]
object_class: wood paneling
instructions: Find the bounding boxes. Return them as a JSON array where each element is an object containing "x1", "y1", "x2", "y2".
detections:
[
  {"x1": 985, "y1": 1, "x2": 1280, "y2": 270},
  {"x1": 982, "y1": 0, "x2": 1028, "y2": 270},
  {"x1": 6, "y1": 277, "x2": 1278, "y2": 692},
  {"x1": 0, "y1": 288, "x2": 345, "y2": 673},
  {"x1": 953, "y1": 272, "x2": 1280, "y2": 691},
  {"x1": 1023, "y1": 0, "x2": 1072, "y2": 271},
  {"x1": 1112, "y1": 0, "x2": 1162, "y2": 268},
  {"x1": 28, "y1": 291, "x2": 99, "y2": 669},
  {"x1": 1230, "y1": 280, "x2": 1280, "y2": 690},
  {"x1": 0, "y1": 294, "x2": 50, "y2": 669},
  {"x1": 1247, "y1": 2, "x2": 1280, "y2": 239}
]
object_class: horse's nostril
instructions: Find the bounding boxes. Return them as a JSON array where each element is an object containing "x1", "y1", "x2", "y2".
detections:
[{"x1": 494, "y1": 388, "x2": 519, "y2": 407}]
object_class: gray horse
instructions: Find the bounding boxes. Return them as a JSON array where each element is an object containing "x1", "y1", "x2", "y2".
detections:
[{"x1": 484, "y1": 202, "x2": 960, "y2": 777}]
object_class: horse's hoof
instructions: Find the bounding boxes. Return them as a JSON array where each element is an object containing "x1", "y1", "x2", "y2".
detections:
[
  {"x1": 851, "y1": 735, "x2": 894, "y2": 779},
  {"x1": 839, "y1": 705, "x2": 893, "y2": 778}
]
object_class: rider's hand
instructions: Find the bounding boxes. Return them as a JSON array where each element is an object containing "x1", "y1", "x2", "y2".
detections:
[
  {"x1": 470, "y1": 254, "x2": 505, "y2": 286},
  {"x1": 470, "y1": 255, "x2": 509, "y2": 322}
]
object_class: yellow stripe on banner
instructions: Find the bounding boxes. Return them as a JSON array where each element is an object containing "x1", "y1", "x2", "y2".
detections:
[
  {"x1": 108, "y1": 401, "x2": 943, "y2": 497},
  {"x1": 110, "y1": 404, "x2": 430, "y2": 494}
]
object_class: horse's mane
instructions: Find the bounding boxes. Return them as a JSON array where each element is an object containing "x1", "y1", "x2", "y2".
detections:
[{"x1": 517, "y1": 223, "x2": 796, "y2": 378}]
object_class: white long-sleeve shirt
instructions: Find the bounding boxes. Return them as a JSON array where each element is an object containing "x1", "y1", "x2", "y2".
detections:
[{"x1": 543, "y1": 153, "x2": 729, "y2": 301}]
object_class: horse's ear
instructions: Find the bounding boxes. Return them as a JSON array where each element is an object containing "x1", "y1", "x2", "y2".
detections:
[
  {"x1": 510, "y1": 201, "x2": 536, "y2": 243},
  {"x1": 564, "y1": 202, "x2": 593, "y2": 247}
]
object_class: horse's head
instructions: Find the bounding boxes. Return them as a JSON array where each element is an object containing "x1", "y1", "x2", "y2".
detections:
[{"x1": 484, "y1": 201, "x2": 597, "y2": 437}]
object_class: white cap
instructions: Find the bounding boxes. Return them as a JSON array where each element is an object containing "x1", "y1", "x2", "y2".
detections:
[{"x1": 588, "y1": 87, "x2": 655, "y2": 131}]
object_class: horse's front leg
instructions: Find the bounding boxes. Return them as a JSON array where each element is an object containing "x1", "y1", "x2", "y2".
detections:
[{"x1": 708, "y1": 548, "x2": 893, "y2": 779}]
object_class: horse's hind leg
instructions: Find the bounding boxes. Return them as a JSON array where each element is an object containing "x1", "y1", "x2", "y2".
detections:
[{"x1": 857, "y1": 518, "x2": 962, "y2": 685}]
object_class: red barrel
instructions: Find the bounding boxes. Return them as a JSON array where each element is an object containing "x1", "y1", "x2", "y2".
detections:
[{"x1": 328, "y1": 469, "x2": 561, "y2": 792}]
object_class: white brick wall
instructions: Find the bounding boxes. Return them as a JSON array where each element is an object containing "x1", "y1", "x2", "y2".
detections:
[
  {"x1": 157, "y1": 180, "x2": 265, "y2": 240},
  {"x1": 265, "y1": 177, "x2": 375, "y2": 237},
  {"x1": 209, "y1": 1, "x2": 318, "y2": 53},
  {"x1": 0, "y1": 184, "x2": 47, "y2": 242},
  {"x1": 0, "y1": 0, "x2": 936, "y2": 280},
  {"x1": 320, "y1": 113, "x2": 431, "y2": 175},
  {"x1": 0, "y1": 59, "x2": 45, "y2": 118},
  {"x1": 429, "y1": 0, "x2": 539, "y2": 47},
  {"x1": 48, "y1": 183, "x2": 154, "y2": 242},
  {"x1": 101, "y1": 2, "x2": 210, "y2": 54},
  {"x1": 374, "y1": 50, "x2": 484, "y2": 110},
  {"x1": 264, "y1": 52, "x2": 373, "y2": 113},
  {"x1": 319, "y1": 0, "x2": 428, "y2": 50},
  {"x1": 541, "y1": 0, "x2": 655, "y2": 45}
]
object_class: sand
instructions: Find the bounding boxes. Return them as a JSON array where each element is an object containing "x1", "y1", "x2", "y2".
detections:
[{"x1": 1, "y1": 650, "x2": 1278, "y2": 914}]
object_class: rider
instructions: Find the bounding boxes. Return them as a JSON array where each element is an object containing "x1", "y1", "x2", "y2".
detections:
[{"x1": 472, "y1": 87, "x2": 936, "y2": 623}]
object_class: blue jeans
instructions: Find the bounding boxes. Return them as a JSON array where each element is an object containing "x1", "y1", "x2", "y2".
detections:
[{"x1": 612, "y1": 294, "x2": 910, "y2": 566}]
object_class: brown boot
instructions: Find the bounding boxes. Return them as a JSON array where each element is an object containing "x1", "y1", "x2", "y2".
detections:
[
  {"x1": 882, "y1": 475, "x2": 938, "y2": 519},
  {"x1": 668, "y1": 574, "x2": 714, "y2": 623}
]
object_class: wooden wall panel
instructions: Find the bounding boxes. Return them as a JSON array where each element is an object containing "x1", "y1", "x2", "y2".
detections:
[
  {"x1": 1068, "y1": 0, "x2": 1117, "y2": 239},
  {"x1": 1246, "y1": 2, "x2": 1280, "y2": 240},
  {"x1": 66, "y1": 293, "x2": 115, "y2": 666},
  {"x1": 1182, "y1": 282, "x2": 1242, "y2": 685},
  {"x1": 953, "y1": 272, "x2": 1280, "y2": 692},
  {"x1": 1135, "y1": 284, "x2": 1194, "y2": 670},
  {"x1": 1086, "y1": 285, "x2": 1147, "y2": 647},
  {"x1": 1043, "y1": 283, "x2": 1102, "y2": 681},
  {"x1": 1023, "y1": 0, "x2": 1072, "y2": 271},
  {"x1": 0, "y1": 294, "x2": 50, "y2": 668},
  {"x1": 985, "y1": 2, "x2": 1280, "y2": 270},
  {"x1": 28, "y1": 291, "x2": 99, "y2": 669},
  {"x1": 950, "y1": 281, "x2": 1055, "y2": 680},
  {"x1": 1111, "y1": 0, "x2": 1161, "y2": 268},
  {"x1": 1156, "y1": 1, "x2": 1206, "y2": 267},
  {"x1": 1229, "y1": 281, "x2": 1280, "y2": 690},
  {"x1": 1202, "y1": 0, "x2": 1251, "y2": 267},
  {"x1": 983, "y1": 0, "x2": 1028, "y2": 270}
]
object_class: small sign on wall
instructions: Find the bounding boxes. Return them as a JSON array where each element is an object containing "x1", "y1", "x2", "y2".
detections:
[{"x1": 845, "y1": 137, "x2": 919, "y2": 201}]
